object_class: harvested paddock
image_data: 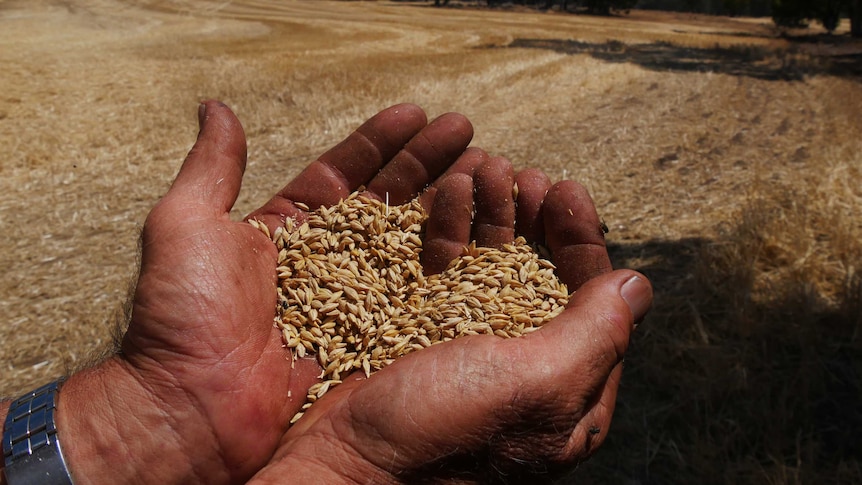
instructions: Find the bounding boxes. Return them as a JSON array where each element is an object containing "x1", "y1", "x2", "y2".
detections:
[{"x1": 1, "y1": 1, "x2": 860, "y2": 483}]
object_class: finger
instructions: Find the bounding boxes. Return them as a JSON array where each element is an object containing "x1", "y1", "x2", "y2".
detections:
[
  {"x1": 543, "y1": 180, "x2": 612, "y2": 290},
  {"x1": 417, "y1": 147, "x2": 487, "y2": 211},
  {"x1": 526, "y1": 270, "x2": 650, "y2": 369},
  {"x1": 420, "y1": 173, "x2": 474, "y2": 274},
  {"x1": 365, "y1": 112, "x2": 474, "y2": 205},
  {"x1": 168, "y1": 100, "x2": 247, "y2": 216},
  {"x1": 513, "y1": 169, "x2": 552, "y2": 245},
  {"x1": 567, "y1": 362, "x2": 624, "y2": 459},
  {"x1": 472, "y1": 156, "x2": 515, "y2": 248},
  {"x1": 248, "y1": 104, "x2": 429, "y2": 227}
]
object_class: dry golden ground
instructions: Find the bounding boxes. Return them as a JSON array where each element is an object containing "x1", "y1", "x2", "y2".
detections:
[{"x1": 1, "y1": 0, "x2": 861, "y2": 483}]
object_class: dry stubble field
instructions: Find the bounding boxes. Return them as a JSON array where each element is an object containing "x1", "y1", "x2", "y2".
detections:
[{"x1": 1, "y1": 0, "x2": 861, "y2": 483}]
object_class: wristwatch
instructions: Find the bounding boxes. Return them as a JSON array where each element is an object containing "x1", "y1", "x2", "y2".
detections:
[{"x1": 2, "y1": 380, "x2": 74, "y2": 485}]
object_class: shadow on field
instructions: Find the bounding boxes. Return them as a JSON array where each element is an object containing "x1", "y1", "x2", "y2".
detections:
[
  {"x1": 505, "y1": 38, "x2": 862, "y2": 81},
  {"x1": 552, "y1": 235, "x2": 862, "y2": 484}
]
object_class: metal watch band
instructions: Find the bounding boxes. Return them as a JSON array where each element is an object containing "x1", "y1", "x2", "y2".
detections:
[{"x1": 2, "y1": 380, "x2": 74, "y2": 485}]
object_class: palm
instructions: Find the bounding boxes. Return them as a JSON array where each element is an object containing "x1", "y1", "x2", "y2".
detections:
[{"x1": 124, "y1": 209, "x2": 297, "y2": 480}]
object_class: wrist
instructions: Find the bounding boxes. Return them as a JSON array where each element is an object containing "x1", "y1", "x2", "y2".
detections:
[
  {"x1": 1, "y1": 399, "x2": 8, "y2": 485},
  {"x1": 55, "y1": 357, "x2": 222, "y2": 485},
  {"x1": 3, "y1": 381, "x2": 74, "y2": 485}
]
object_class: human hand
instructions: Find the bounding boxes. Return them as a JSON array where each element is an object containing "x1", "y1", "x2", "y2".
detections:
[
  {"x1": 48, "y1": 101, "x2": 482, "y2": 485},
  {"x1": 248, "y1": 157, "x2": 653, "y2": 482}
]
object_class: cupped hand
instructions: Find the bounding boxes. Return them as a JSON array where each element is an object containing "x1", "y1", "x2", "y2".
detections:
[
  {"x1": 56, "y1": 101, "x2": 481, "y2": 485},
  {"x1": 249, "y1": 156, "x2": 653, "y2": 483}
]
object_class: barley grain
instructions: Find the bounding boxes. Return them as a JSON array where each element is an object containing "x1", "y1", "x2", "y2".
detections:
[{"x1": 258, "y1": 192, "x2": 568, "y2": 424}]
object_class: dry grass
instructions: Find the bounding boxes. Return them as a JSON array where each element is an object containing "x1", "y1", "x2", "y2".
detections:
[{"x1": 1, "y1": 0, "x2": 861, "y2": 483}]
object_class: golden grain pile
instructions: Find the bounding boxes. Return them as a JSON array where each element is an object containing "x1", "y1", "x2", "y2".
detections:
[{"x1": 252, "y1": 192, "x2": 569, "y2": 423}]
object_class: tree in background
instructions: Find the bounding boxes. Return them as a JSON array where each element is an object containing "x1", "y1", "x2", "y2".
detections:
[
  {"x1": 723, "y1": 0, "x2": 749, "y2": 15},
  {"x1": 820, "y1": 0, "x2": 844, "y2": 31},
  {"x1": 772, "y1": 0, "x2": 813, "y2": 27},
  {"x1": 772, "y1": 0, "x2": 861, "y2": 35},
  {"x1": 432, "y1": 0, "x2": 860, "y2": 36},
  {"x1": 850, "y1": 0, "x2": 862, "y2": 35},
  {"x1": 532, "y1": 0, "x2": 638, "y2": 13},
  {"x1": 582, "y1": 0, "x2": 639, "y2": 14},
  {"x1": 628, "y1": 0, "x2": 770, "y2": 15}
]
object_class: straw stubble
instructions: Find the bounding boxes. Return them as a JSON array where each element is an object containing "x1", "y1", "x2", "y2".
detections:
[{"x1": 251, "y1": 191, "x2": 569, "y2": 424}]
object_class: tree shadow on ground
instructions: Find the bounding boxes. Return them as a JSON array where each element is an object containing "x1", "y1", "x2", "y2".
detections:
[
  {"x1": 504, "y1": 38, "x2": 862, "y2": 81},
  {"x1": 549, "y1": 237, "x2": 862, "y2": 484}
]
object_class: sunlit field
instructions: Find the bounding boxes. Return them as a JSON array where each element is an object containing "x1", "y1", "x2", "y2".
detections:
[{"x1": 1, "y1": 0, "x2": 861, "y2": 483}]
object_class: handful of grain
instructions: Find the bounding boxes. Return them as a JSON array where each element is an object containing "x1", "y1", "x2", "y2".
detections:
[{"x1": 250, "y1": 191, "x2": 569, "y2": 424}]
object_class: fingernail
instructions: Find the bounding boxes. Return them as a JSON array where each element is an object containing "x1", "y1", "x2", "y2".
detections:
[
  {"x1": 620, "y1": 275, "x2": 652, "y2": 322},
  {"x1": 197, "y1": 102, "x2": 207, "y2": 131}
]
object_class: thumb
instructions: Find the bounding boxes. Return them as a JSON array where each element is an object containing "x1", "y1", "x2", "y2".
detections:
[
  {"x1": 167, "y1": 100, "x2": 248, "y2": 215},
  {"x1": 521, "y1": 269, "x2": 652, "y2": 377}
]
